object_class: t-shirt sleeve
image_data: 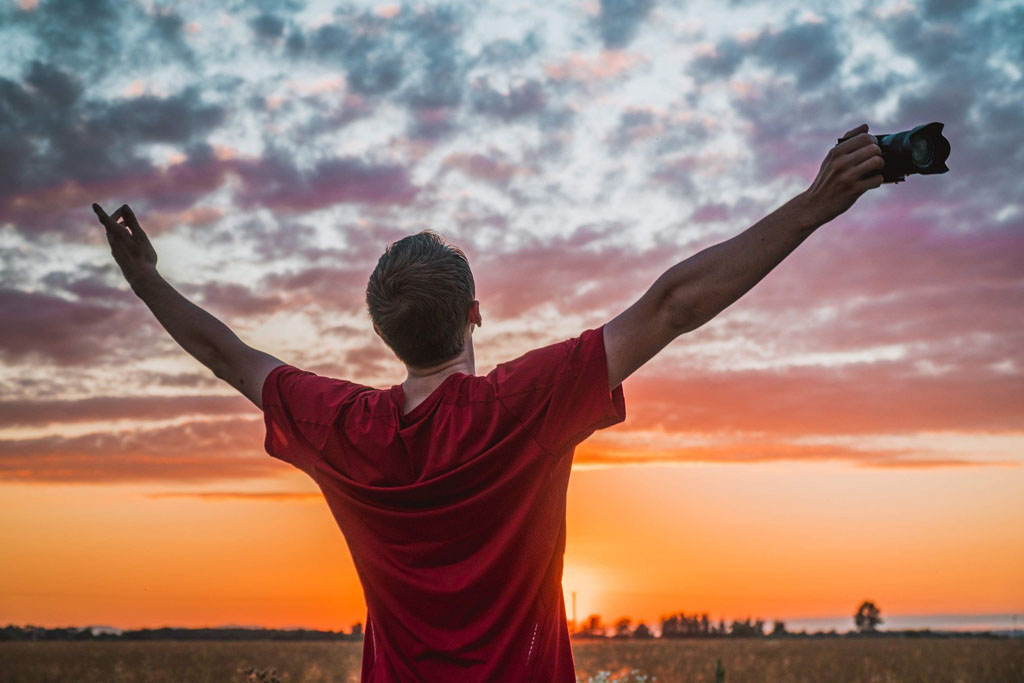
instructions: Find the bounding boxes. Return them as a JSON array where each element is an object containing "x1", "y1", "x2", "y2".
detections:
[
  {"x1": 262, "y1": 364, "x2": 367, "y2": 477},
  {"x1": 489, "y1": 325, "x2": 626, "y2": 455}
]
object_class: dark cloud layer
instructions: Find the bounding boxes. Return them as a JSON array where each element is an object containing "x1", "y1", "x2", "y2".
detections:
[
  {"x1": 0, "y1": 0, "x2": 194, "y2": 75},
  {"x1": 0, "y1": 61, "x2": 225, "y2": 236},
  {"x1": 0, "y1": 288, "x2": 140, "y2": 366},
  {"x1": 596, "y1": 0, "x2": 656, "y2": 48},
  {"x1": 232, "y1": 154, "x2": 418, "y2": 211},
  {"x1": 691, "y1": 20, "x2": 842, "y2": 88}
]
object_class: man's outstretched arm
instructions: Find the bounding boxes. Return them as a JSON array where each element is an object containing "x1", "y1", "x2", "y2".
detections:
[
  {"x1": 93, "y1": 203, "x2": 283, "y2": 408},
  {"x1": 604, "y1": 123, "x2": 885, "y2": 389}
]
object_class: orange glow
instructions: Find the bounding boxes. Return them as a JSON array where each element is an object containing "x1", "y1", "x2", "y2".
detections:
[{"x1": 2, "y1": 458, "x2": 1022, "y2": 630}]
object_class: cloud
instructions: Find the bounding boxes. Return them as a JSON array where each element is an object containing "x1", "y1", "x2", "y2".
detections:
[
  {"x1": 0, "y1": 288, "x2": 143, "y2": 366},
  {"x1": 691, "y1": 20, "x2": 842, "y2": 88},
  {"x1": 186, "y1": 281, "x2": 285, "y2": 318},
  {"x1": 441, "y1": 151, "x2": 534, "y2": 189},
  {"x1": 250, "y1": 12, "x2": 285, "y2": 40},
  {"x1": 1, "y1": 0, "x2": 1020, "y2": 487},
  {"x1": 474, "y1": 223, "x2": 676, "y2": 319},
  {"x1": 618, "y1": 364, "x2": 1024, "y2": 436},
  {"x1": 0, "y1": 395, "x2": 251, "y2": 428},
  {"x1": 260, "y1": 264, "x2": 373, "y2": 312},
  {"x1": 232, "y1": 154, "x2": 418, "y2": 211},
  {"x1": 0, "y1": 62, "x2": 226, "y2": 236},
  {"x1": 595, "y1": 0, "x2": 655, "y2": 49},
  {"x1": 0, "y1": 417, "x2": 276, "y2": 483},
  {"x1": 545, "y1": 51, "x2": 645, "y2": 88},
  {"x1": 0, "y1": 0, "x2": 197, "y2": 86},
  {"x1": 293, "y1": 5, "x2": 469, "y2": 107},
  {"x1": 470, "y1": 77, "x2": 548, "y2": 121}
]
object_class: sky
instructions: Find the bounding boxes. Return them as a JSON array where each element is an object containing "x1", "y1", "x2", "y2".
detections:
[{"x1": 1, "y1": 0, "x2": 1022, "y2": 633}]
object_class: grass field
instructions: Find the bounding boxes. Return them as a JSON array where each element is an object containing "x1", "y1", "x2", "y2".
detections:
[{"x1": 1, "y1": 638, "x2": 1022, "y2": 682}]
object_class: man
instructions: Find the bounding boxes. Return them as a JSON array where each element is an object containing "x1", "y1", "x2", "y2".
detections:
[{"x1": 93, "y1": 124, "x2": 884, "y2": 681}]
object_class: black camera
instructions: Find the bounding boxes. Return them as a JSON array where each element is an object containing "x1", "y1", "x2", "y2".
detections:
[{"x1": 838, "y1": 121, "x2": 950, "y2": 184}]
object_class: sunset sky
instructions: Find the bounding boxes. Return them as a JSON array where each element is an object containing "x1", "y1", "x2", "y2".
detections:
[{"x1": 1, "y1": 0, "x2": 1022, "y2": 633}]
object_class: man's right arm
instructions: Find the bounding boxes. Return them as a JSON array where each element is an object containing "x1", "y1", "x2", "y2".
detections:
[{"x1": 604, "y1": 124, "x2": 885, "y2": 390}]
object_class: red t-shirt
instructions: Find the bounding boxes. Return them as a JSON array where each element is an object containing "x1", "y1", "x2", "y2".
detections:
[{"x1": 263, "y1": 325, "x2": 626, "y2": 682}]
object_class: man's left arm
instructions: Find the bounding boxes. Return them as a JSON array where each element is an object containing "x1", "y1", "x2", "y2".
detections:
[{"x1": 93, "y1": 203, "x2": 283, "y2": 408}]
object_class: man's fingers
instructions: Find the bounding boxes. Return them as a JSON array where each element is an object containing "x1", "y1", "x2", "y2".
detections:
[
  {"x1": 841, "y1": 123, "x2": 868, "y2": 140},
  {"x1": 93, "y1": 202, "x2": 132, "y2": 242},
  {"x1": 843, "y1": 140, "x2": 882, "y2": 168},
  {"x1": 856, "y1": 173, "x2": 884, "y2": 193},
  {"x1": 121, "y1": 204, "x2": 150, "y2": 245},
  {"x1": 850, "y1": 154, "x2": 885, "y2": 180},
  {"x1": 834, "y1": 131, "x2": 877, "y2": 157},
  {"x1": 93, "y1": 203, "x2": 121, "y2": 231}
]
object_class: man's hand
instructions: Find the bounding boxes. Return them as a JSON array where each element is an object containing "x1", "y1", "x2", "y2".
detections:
[
  {"x1": 93, "y1": 203, "x2": 158, "y2": 289},
  {"x1": 801, "y1": 123, "x2": 885, "y2": 225}
]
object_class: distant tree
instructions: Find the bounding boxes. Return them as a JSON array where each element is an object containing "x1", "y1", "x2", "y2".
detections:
[
  {"x1": 633, "y1": 622, "x2": 654, "y2": 639},
  {"x1": 716, "y1": 618, "x2": 728, "y2": 635},
  {"x1": 661, "y1": 611, "x2": 712, "y2": 638},
  {"x1": 350, "y1": 622, "x2": 363, "y2": 638},
  {"x1": 855, "y1": 601, "x2": 883, "y2": 633},
  {"x1": 613, "y1": 617, "x2": 632, "y2": 638},
  {"x1": 579, "y1": 614, "x2": 605, "y2": 638},
  {"x1": 770, "y1": 620, "x2": 787, "y2": 637},
  {"x1": 729, "y1": 617, "x2": 765, "y2": 638}
]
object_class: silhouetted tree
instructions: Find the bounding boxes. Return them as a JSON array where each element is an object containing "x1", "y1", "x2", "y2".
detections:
[
  {"x1": 633, "y1": 622, "x2": 654, "y2": 639},
  {"x1": 729, "y1": 617, "x2": 765, "y2": 637},
  {"x1": 579, "y1": 614, "x2": 605, "y2": 638},
  {"x1": 855, "y1": 601, "x2": 883, "y2": 633},
  {"x1": 770, "y1": 620, "x2": 787, "y2": 637},
  {"x1": 350, "y1": 622, "x2": 363, "y2": 638},
  {"x1": 660, "y1": 612, "x2": 712, "y2": 638},
  {"x1": 613, "y1": 617, "x2": 632, "y2": 638}
]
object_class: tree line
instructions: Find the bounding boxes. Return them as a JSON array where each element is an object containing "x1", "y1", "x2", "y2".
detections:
[{"x1": 573, "y1": 600, "x2": 886, "y2": 639}]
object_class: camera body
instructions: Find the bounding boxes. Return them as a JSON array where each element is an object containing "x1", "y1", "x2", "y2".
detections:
[{"x1": 837, "y1": 121, "x2": 950, "y2": 184}]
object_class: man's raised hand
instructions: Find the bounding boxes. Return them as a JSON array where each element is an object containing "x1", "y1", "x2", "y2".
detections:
[
  {"x1": 93, "y1": 203, "x2": 158, "y2": 289},
  {"x1": 801, "y1": 123, "x2": 885, "y2": 225}
]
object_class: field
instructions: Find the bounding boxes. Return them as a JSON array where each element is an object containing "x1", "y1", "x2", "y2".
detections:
[{"x1": 1, "y1": 638, "x2": 1022, "y2": 682}]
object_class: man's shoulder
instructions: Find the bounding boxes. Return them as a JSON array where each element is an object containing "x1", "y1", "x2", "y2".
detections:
[{"x1": 484, "y1": 327, "x2": 604, "y2": 389}]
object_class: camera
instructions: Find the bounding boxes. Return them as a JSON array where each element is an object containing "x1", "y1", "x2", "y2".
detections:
[{"x1": 838, "y1": 121, "x2": 950, "y2": 184}]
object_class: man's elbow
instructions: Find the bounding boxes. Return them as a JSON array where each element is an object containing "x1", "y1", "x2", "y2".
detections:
[
  {"x1": 204, "y1": 347, "x2": 231, "y2": 381},
  {"x1": 662, "y1": 286, "x2": 706, "y2": 335}
]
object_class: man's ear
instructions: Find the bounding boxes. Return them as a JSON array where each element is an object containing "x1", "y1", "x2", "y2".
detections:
[
  {"x1": 372, "y1": 321, "x2": 382, "y2": 338},
  {"x1": 469, "y1": 300, "x2": 482, "y2": 327}
]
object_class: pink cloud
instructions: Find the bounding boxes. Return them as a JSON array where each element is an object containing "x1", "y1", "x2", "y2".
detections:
[
  {"x1": 545, "y1": 50, "x2": 645, "y2": 84},
  {"x1": 232, "y1": 156, "x2": 418, "y2": 211},
  {"x1": 0, "y1": 418, "x2": 276, "y2": 483},
  {"x1": 619, "y1": 364, "x2": 1024, "y2": 435},
  {"x1": 441, "y1": 152, "x2": 533, "y2": 187},
  {"x1": 0, "y1": 395, "x2": 251, "y2": 428}
]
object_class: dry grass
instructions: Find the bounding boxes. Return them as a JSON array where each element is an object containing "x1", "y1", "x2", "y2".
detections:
[{"x1": 0, "y1": 638, "x2": 1021, "y2": 682}]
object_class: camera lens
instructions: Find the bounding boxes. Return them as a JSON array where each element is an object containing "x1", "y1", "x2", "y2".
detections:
[{"x1": 910, "y1": 136, "x2": 933, "y2": 167}]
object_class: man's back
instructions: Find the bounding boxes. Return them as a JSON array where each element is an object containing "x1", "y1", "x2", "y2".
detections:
[{"x1": 263, "y1": 326, "x2": 626, "y2": 682}]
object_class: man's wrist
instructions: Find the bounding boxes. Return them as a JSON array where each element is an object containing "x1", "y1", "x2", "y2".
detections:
[
  {"x1": 128, "y1": 267, "x2": 163, "y2": 298},
  {"x1": 790, "y1": 191, "x2": 827, "y2": 235}
]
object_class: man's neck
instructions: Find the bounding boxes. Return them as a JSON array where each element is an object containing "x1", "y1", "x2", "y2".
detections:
[{"x1": 403, "y1": 356, "x2": 475, "y2": 395}]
